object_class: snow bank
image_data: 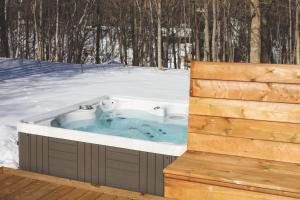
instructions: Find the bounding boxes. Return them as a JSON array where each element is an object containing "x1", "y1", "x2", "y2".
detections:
[{"x1": 0, "y1": 59, "x2": 189, "y2": 168}]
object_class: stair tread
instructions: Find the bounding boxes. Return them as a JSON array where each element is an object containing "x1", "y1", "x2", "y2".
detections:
[{"x1": 164, "y1": 151, "x2": 300, "y2": 197}]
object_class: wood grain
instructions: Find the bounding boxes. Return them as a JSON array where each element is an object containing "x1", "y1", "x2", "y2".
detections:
[
  {"x1": 188, "y1": 133, "x2": 300, "y2": 163},
  {"x1": 165, "y1": 178, "x2": 298, "y2": 200},
  {"x1": 165, "y1": 61, "x2": 300, "y2": 200},
  {"x1": 190, "y1": 61, "x2": 300, "y2": 84},
  {"x1": 1, "y1": 167, "x2": 167, "y2": 200},
  {"x1": 164, "y1": 151, "x2": 300, "y2": 198},
  {"x1": 189, "y1": 97, "x2": 300, "y2": 123},
  {"x1": 191, "y1": 79, "x2": 300, "y2": 103},
  {"x1": 188, "y1": 115, "x2": 300, "y2": 143}
]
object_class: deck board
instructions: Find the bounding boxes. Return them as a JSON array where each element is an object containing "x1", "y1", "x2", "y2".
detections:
[
  {"x1": 35, "y1": 186, "x2": 76, "y2": 200},
  {"x1": 0, "y1": 167, "x2": 168, "y2": 200},
  {"x1": 5, "y1": 180, "x2": 50, "y2": 200},
  {"x1": 76, "y1": 191, "x2": 103, "y2": 200},
  {"x1": 0, "y1": 178, "x2": 34, "y2": 198},
  {"x1": 59, "y1": 189, "x2": 88, "y2": 200},
  {"x1": 0, "y1": 175, "x2": 24, "y2": 190}
]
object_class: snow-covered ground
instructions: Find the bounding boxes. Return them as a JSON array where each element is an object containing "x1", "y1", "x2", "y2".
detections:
[{"x1": 0, "y1": 58, "x2": 189, "y2": 168}]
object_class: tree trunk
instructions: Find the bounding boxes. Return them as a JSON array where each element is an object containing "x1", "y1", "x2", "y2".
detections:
[
  {"x1": 96, "y1": 25, "x2": 101, "y2": 64},
  {"x1": 15, "y1": 0, "x2": 22, "y2": 58},
  {"x1": 212, "y1": 0, "x2": 217, "y2": 61},
  {"x1": 177, "y1": 34, "x2": 181, "y2": 69},
  {"x1": 132, "y1": 0, "x2": 139, "y2": 66},
  {"x1": 217, "y1": 11, "x2": 221, "y2": 61},
  {"x1": 55, "y1": 0, "x2": 60, "y2": 61},
  {"x1": 296, "y1": 0, "x2": 300, "y2": 64},
  {"x1": 250, "y1": 0, "x2": 261, "y2": 63},
  {"x1": 172, "y1": 27, "x2": 177, "y2": 68},
  {"x1": 204, "y1": 1, "x2": 210, "y2": 61},
  {"x1": 0, "y1": 0, "x2": 9, "y2": 57},
  {"x1": 223, "y1": 0, "x2": 228, "y2": 61},
  {"x1": 289, "y1": 0, "x2": 293, "y2": 63},
  {"x1": 39, "y1": 0, "x2": 44, "y2": 60},
  {"x1": 33, "y1": 0, "x2": 39, "y2": 59},
  {"x1": 157, "y1": 0, "x2": 162, "y2": 69},
  {"x1": 194, "y1": 1, "x2": 200, "y2": 60},
  {"x1": 25, "y1": 18, "x2": 30, "y2": 58},
  {"x1": 95, "y1": 0, "x2": 101, "y2": 64}
]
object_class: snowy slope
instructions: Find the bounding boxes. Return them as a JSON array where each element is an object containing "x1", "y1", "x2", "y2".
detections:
[{"x1": 0, "y1": 58, "x2": 189, "y2": 168}]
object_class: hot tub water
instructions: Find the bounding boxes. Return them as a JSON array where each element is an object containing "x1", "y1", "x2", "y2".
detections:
[{"x1": 53, "y1": 109, "x2": 187, "y2": 145}]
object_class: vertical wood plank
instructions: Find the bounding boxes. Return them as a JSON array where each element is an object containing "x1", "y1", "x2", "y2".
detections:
[
  {"x1": 30, "y1": 134, "x2": 37, "y2": 172},
  {"x1": 36, "y1": 135, "x2": 43, "y2": 173},
  {"x1": 147, "y1": 153, "x2": 156, "y2": 194},
  {"x1": 84, "y1": 143, "x2": 92, "y2": 182},
  {"x1": 139, "y1": 152, "x2": 148, "y2": 194},
  {"x1": 42, "y1": 137, "x2": 49, "y2": 174},
  {"x1": 98, "y1": 145, "x2": 106, "y2": 185},
  {"x1": 155, "y1": 154, "x2": 164, "y2": 196},
  {"x1": 91, "y1": 144, "x2": 99, "y2": 184},
  {"x1": 77, "y1": 142, "x2": 85, "y2": 182}
]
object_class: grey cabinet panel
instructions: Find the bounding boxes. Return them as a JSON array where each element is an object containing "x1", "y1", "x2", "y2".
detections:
[
  {"x1": 42, "y1": 137, "x2": 49, "y2": 174},
  {"x1": 91, "y1": 144, "x2": 99, "y2": 184},
  {"x1": 18, "y1": 132, "x2": 178, "y2": 196},
  {"x1": 36, "y1": 135, "x2": 43, "y2": 173},
  {"x1": 98, "y1": 145, "x2": 106, "y2": 185},
  {"x1": 106, "y1": 168, "x2": 140, "y2": 191},
  {"x1": 30, "y1": 135, "x2": 37, "y2": 172}
]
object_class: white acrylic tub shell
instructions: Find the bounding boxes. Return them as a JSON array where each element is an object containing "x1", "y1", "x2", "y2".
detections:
[{"x1": 17, "y1": 96, "x2": 188, "y2": 156}]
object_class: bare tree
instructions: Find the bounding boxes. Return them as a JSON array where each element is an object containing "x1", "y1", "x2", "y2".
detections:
[
  {"x1": 0, "y1": 0, "x2": 9, "y2": 57},
  {"x1": 289, "y1": 0, "x2": 293, "y2": 63},
  {"x1": 212, "y1": 0, "x2": 217, "y2": 61},
  {"x1": 2, "y1": 0, "x2": 300, "y2": 66},
  {"x1": 203, "y1": 0, "x2": 210, "y2": 61},
  {"x1": 55, "y1": 0, "x2": 60, "y2": 61},
  {"x1": 194, "y1": 0, "x2": 200, "y2": 60},
  {"x1": 296, "y1": 0, "x2": 300, "y2": 64},
  {"x1": 250, "y1": 0, "x2": 261, "y2": 63},
  {"x1": 156, "y1": 0, "x2": 162, "y2": 69}
]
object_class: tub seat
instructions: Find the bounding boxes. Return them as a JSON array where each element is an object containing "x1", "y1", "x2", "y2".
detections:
[{"x1": 164, "y1": 151, "x2": 300, "y2": 200}]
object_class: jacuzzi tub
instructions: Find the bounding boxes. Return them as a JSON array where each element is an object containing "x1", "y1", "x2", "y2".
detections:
[{"x1": 17, "y1": 96, "x2": 188, "y2": 196}]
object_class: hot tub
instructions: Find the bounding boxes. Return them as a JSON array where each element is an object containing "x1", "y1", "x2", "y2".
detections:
[{"x1": 17, "y1": 96, "x2": 188, "y2": 196}]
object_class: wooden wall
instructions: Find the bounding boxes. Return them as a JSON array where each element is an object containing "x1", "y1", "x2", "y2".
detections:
[
  {"x1": 18, "y1": 132, "x2": 177, "y2": 196},
  {"x1": 188, "y1": 61, "x2": 300, "y2": 164}
]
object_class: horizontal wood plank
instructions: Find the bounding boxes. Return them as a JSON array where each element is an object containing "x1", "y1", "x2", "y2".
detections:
[
  {"x1": 188, "y1": 115, "x2": 300, "y2": 144},
  {"x1": 188, "y1": 133, "x2": 300, "y2": 163},
  {"x1": 189, "y1": 97, "x2": 300, "y2": 123},
  {"x1": 164, "y1": 151, "x2": 300, "y2": 198},
  {"x1": 191, "y1": 79, "x2": 300, "y2": 103},
  {"x1": 165, "y1": 177, "x2": 298, "y2": 200},
  {"x1": 190, "y1": 61, "x2": 300, "y2": 84}
]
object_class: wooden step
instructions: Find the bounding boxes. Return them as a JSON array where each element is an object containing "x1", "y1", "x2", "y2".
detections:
[{"x1": 164, "y1": 151, "x2": 300, "y2": 200}]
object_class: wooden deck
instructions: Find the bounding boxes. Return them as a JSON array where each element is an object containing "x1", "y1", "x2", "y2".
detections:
[{"x1": 0, "y1": 167, "x2": 168, "y2": 200}]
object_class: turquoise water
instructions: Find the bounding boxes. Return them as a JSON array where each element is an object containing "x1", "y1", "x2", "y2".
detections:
[{"x1": 54, "y1": 110, "x2": 187, "y2": 144}]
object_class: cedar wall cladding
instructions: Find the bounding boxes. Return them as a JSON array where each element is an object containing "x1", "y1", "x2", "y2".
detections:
[{"x1": 18, "y1": 132, "x2": 177, "y2": 196}]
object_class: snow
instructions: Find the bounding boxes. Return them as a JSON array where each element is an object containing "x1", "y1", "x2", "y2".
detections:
[{"x1": 0, "y1": 58, "x2": 189, "y2": 168}]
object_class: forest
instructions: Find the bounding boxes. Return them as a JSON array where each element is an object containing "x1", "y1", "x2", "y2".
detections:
[{"x1": 0, "y1": 0, "x2": 299, "y2": 68}]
